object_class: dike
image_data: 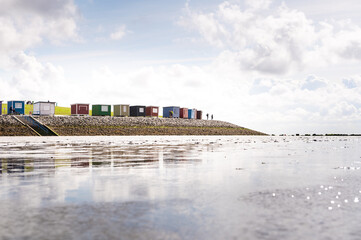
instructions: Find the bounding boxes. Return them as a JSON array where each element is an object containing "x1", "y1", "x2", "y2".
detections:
[{"x1": 0, "y1": 115, "x2": 266, "y2": 136}]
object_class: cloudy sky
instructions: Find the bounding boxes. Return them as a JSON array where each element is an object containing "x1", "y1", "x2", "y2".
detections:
[{"x1": 1, "y1": 0, "x2": 361, "y2": 134}]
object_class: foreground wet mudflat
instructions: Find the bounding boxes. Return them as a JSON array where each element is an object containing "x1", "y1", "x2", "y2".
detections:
[{"x1": 0, "y1": 136, "x2": 361, "y2": 239}]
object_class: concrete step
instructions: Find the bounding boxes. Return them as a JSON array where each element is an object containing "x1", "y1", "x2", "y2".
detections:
[{"x1": 14, "y1": 116, "x2": 58, "y2": 136}]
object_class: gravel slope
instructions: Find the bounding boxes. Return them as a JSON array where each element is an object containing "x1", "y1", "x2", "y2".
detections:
[{"x1": 0, "y1": 116, "x2": 266, "y2": 136}]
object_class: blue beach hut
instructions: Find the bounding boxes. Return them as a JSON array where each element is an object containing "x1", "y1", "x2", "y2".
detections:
[
  {"x1": 163, "y1": 106, "x2": 180, "y2": 118},
  {"x1": 7, "y1": 100, "x2": 25, "y2": 115},
  {"x1": 188, "y1": 109, "x2": 196, "y2": 119}
]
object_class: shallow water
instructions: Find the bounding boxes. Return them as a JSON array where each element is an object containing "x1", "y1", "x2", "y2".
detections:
[{"x1": 0, "y1": 136, "x2": 361, "y2": 239}]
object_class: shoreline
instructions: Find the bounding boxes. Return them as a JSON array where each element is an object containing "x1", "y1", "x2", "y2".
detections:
[{"x1": 0, "y1": 115, "x2": 266, "y2": 136}]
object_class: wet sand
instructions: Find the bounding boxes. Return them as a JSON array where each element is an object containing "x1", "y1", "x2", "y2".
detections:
[{"x1": 0, "y1": 136, "x2": 360, "y2": 239}]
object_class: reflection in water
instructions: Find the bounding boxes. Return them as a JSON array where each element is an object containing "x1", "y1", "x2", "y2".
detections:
[
  {"x1": 1, "y1": 136, "x2": 361, "y2": 239},
  {"x1": 0, "y1": 137, "x2": 208, "y2": 207},
  {"x1": 0, "y1": 140, "x2": 204, "y2": 175}
]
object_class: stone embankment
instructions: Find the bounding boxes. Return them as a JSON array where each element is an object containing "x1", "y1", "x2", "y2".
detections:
[
  {"x1": 0, "y1": 115, "x2": 266, "y2": 136},
  {"x1": 0, "y1": 116, "x2": 37, "y2": 136},
  {"x1": 37, "y1": 116, "x2": 241, "y2": 128}
]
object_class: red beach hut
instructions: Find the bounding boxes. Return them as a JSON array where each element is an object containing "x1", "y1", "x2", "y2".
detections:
[
  {"x1": 71, "y1": 103, "x2": 89, "y2": 115},
  {"x1": 180, "y1": 108, "x2": 188, "y2": 119},
  {"x1": 146, "y1": 106, "x2": 159, "y2": 117}
]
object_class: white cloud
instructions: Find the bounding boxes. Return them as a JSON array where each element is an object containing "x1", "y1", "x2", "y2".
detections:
[
  {"x1": 110, "y1": 25, "x2": 127, "y2": 40},
  {"x1": 245, "y1": 0, "x2": 272, "y2": 10},
  {"x1": 0, "y1": 0, "x2": 78, "y2": 54},
  {"x1": 0, "y1": 52, "x2": 67, "y2": 101},
  {"x1": 179, "y1": 1, "x2": 361, "y2": 75},
  {"x1": 0, "y1": 0, "x2": 79, "y2": 103}
]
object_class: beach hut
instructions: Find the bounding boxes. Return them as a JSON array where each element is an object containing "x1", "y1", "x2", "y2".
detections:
[
  {"x1": 7, "y1": 100, "x2": 25, "y2": 115},
  {"x1": 196, "y1": 110, "x2": 203, "y2": 120},
  {"x1": 92, "y1": 104, "x2": 111, "y2": 116},
  {"x1": 163, "y1": 106, "x2": 180, "y2": 118},
  {"x1": 180, "y1": 108, "x2": 188, "y2": 119},
  {"x1": 71, "y1": 103, "x2": 89, "y2": 115},
  {"x1": 114, "y1": 104, "x2": 130, "y2": 117},
  {"x1": 33, "y1": 101, "x2": 56, "y2": 116},
  {"x1": 146, "y1": 106, "x2": 159, "y2": 117},
  {"x1": 188, "y1": 109, "x2": 196, "y2": 119},
  {"x1": 0, "y1": 101, "x2": 2, "y2": 115},
  {"x1": 130, "y1": 105, "x2": 146, "y2": 117}
]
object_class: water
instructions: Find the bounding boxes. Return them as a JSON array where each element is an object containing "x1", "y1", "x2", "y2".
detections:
[{"x1": 0, "y1": 136, "x2": 361, "y2": 239}]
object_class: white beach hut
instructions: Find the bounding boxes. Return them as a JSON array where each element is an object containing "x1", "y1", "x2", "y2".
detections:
[{"x1": 33, "y1": 101, "x2": 56, "y2": 116}]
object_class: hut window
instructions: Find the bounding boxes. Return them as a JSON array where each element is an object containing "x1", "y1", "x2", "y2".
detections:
[
  {"x1": 15, "y1": 103, "x2": 22, "y2": 108},
  {"x1": 139, "y1": 108, "x2": 144, "y2": 113},
  {"x1": 123, "y1": 106, "x2": 127, "y2": 112},
  {"x1": 153, "y1": 108, "x2": 158, "y2": 113},
  {"x1": 101, "y1": 106, "x2": 108, "y2": 112}
]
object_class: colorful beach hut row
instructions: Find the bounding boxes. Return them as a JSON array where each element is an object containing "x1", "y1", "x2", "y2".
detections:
[
  {"x1": 0, "y1": 100, "x2": 56, "y2": 116},
  {"x1": 0, "y1": 101, "x2": 202, "y2": 119},
  {"x1": 71, "y1": 104, "x2": 203, "y2": 119},
  {"x1": 72, "y1": 104, "x2": 161, "y2": 117},
  {"x1": 71, "y1": 104, "x2": 155, "y2": 117},
  {"x1": 163, "y1": 107, "x2": 202, "y2": 119}
]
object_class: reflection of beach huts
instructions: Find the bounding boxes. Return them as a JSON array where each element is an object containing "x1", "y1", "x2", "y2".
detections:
[
  {"x1": 71, "y1": 103, "x2": 89, "y2": 115},
  {"x1": 130, "y1": 105, "x2": 146, "y2": 117},
  {"x1": 114, "y1": 104, "x2": 130, "y2": 117},
  {"x1": 7, "y1": 100, "x2": 25, "y2": 115},
  {"x1": 196, "y1": 110, "x2": 203, "y2": 120},
  {"x1": 163, "y1": 106, "x2": 180, "y2": 118},
  {"x1": 188, "y1": 108, "x2": 196, "y2": 119},
  {"x1": 33, "y1": 101, "x2": 56, "y2": 116},
  {"x1": 180, "y1": 108, "x2": 188, "y2": 119},
  {"x1": 92, "y1": 104, "x2": 111, "y2": 116},
  {"x1": 146, "y1": 106, "x2": 159, "y2": 117},
  {"x1": 0, "y1": 101, "x2": 2, "y2": 115}
]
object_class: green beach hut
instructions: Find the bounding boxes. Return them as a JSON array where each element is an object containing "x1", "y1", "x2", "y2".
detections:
[{"x1": 92, "y1": 104, "x2": 111, "y2": 116}]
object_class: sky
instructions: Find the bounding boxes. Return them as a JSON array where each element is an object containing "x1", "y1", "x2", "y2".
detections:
[{"x1": 1, "y1": 0, "x2": 361, "y2": 134}]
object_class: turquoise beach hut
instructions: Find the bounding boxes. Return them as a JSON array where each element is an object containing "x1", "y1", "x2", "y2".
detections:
[
  {"x1": 188, "y1": 109, "x2": 196, "y2": 119},
  {"x1": 7, "y1": 100, "x2": 25, "y2": 115}
]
